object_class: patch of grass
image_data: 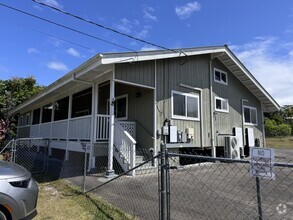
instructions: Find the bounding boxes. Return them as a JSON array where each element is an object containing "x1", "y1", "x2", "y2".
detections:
[
  {"x1": 266, "y1": 136, "x2": 293, "y2": 149},
  {"x1": 0, "y1": 155, "x2": 3, "y2": 160},
  {"x1": 35, "y1": 179, "x2": 135, "y2": 220}
]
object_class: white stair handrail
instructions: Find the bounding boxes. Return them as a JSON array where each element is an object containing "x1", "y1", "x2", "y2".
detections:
[{"x1": 114, "y1": 121, "x2": 136, "y2": 175}]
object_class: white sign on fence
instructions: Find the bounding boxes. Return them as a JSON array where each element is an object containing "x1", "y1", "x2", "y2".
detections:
[{"x1": 250, "y1": 147, "x2": 275, "y2": 179}]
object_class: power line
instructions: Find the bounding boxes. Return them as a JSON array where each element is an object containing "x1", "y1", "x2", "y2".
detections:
[
  {"x1": 0, "y1": 3, "x2": 136, "y2": 53},
  {"x1": 32, "y1": 0, "x2": 182, "y2": 54},
  {"x1": 0, "y1": 16, "x2": 94, "y2": 51}
]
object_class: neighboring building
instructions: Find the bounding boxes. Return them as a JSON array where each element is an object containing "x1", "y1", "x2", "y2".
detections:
[{"x1": 10, "y1": 45, "x2": 280, "y2": 175}]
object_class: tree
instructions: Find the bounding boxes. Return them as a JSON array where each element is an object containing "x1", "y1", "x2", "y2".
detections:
[{"x1": 0, "y1": 77, "x2": 44, "y2": 142}]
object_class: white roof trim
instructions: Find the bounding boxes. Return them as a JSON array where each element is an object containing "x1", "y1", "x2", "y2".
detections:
[
  {"x1": 10, "y1": 46, "x2": 280, "y2": 115},
  {"x1": 101, "y1": 48, "x2": 226, "y2": 64}
]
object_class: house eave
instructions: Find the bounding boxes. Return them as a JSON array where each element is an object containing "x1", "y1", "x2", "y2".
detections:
[
  {"x1": 10, "y1": 45, "x2": 280, "y2": 115},
  {"x1": 9, "y1": 54, "x2": 103, "y2": 115}
]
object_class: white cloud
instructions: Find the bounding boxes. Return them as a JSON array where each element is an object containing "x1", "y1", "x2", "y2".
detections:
[
  {"x1": 114, "y1": 18, "x2": 152, "y2": 39},
  {"x1": 136, "y1": 26, "x2": 151, "y2": 39},
  {"x1": 66, "y1": 48, "x2": 80, "y2": 57},
  {"x1": 27, "y1": 47, "x2": 40, "y2": 54},
  {"x1": 230, "y1": 37, "x2": 293, "y2": 106},
  {"x1": 140, "y1": 45, "x2": 159, "y2": 51},
  {"x1": 175, "y1": 1, "x2": 201, "y2": 19},
  {"x1": 47, "y1": 61, "x2": 68, "y2": 71},
  {"x1": 114, "y1": 18, "x2": 140, "y2": 34},
  {"x1": 38, "y1": 0, "x2": 63, "y2": 9},
  {"x1": 48, "y1": 38, "x2": 62, "y2": 47},
  {"x1": 143, "y1": 7, "x2": 157, "y2": 21}
]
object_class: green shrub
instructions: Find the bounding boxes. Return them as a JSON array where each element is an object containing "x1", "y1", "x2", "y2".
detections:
[{"x1": 265, "y1": 118, "x2": 292, "y2": 137}]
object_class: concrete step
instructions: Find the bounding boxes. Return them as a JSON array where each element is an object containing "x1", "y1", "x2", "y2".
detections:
[
  {"x1": 135, "y1": 166, "x2": 157, "y2": 175},
  {"x1": 135, "y1": 155, "x2": 144, "y2": 163}
]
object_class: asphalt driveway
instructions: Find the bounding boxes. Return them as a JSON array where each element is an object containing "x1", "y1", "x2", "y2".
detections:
[{"x1": 67, "y1": 150, "x2": 293, "y2": 220}]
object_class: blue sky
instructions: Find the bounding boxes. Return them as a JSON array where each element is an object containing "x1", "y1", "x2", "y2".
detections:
[{"x1": 0, "y1": 0, "x2": 293, "y2": 106}]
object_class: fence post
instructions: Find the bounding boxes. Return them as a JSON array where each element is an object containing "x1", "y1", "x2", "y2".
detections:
[
  {"x1": 160, "y1": 142, "x2": 168, "y2": 220},
  {"x1": 12, "y1": 139, "x2": 16, "y2": 162},
  {"x1": 256, "y1": 176, "x2": 263, "y2": 220},
  {"x1": 254, "y1": 144, "x2": 263, "y2": 220},
  {"x1": 82, "y1": 143, "x2": 88, "y2": 193}
]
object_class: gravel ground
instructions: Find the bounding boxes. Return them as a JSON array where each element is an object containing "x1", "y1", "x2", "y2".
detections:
[{"x1": 66, "y1": 150, "x2": 293, "y2": 220}]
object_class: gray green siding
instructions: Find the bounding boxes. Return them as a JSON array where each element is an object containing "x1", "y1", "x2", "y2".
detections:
[
  {"x1": 213, "y1": 58, "x2": 263, "y2": 147},
  {"x1": 156, "y1": 55, "x2": 211, "y2": 147},
  {"x1": 115, "y1": 61, "x2": 155, "y2": 88},
  {"x1": 112, "y1": 54, "x2": 265, "y2": 150}
]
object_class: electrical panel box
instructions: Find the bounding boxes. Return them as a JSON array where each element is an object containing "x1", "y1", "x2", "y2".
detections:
[
  {"x1": 186, "y1": 128, "x2": 194, "y2": 139},
  {"x1": 169, "y1": 126, "x2": 177, "y2": 143},
  {"x1": 181, "y1": 132, "x2": 187, "y2": 143},
  {"x1": 162, "y1": 126, "x2": 169, "y2": 135}
]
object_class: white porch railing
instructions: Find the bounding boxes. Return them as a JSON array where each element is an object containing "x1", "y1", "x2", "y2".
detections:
[
  {"x1": 30, "y1": 124, "x2": 40, "y2": 137},
  {"x1": 29, "y1": 115, "x2": 92, "y2": 140},
  {"x1": 39, "y1": 123, "x2": 51, "y2": 138},
  {"x1": 96, "y1": 114, "x2": 110, "y2": 141},
  {"x1": 51, "y1": 119, "x2": 67, "y2": 139},
  {"x1": 26, "y1": 116, "x2": 136, "y2": 152},
  {"x1": 17, "y1": 126, "x2": 31, "y2": 138},
  {"x1": 68, "y1": 115, "x2": 91, "y2": 140},
  {"x1": 114, "y1": 122, "x2": 136, "y2": 175}
]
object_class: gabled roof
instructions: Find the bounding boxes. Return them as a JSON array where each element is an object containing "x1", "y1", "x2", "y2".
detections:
[{"x1": 10, "y1": 45, "x2": 280, "y2": 115}]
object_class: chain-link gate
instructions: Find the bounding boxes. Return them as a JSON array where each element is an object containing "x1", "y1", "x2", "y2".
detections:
[{"x1": 12, "y1": 138, "x2": 49, "y2": 174}]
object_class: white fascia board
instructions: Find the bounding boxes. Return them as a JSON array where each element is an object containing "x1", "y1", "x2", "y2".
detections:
[
  {"x1": 224, "y1": 49, "x2": 280, "y2": 111},
  {"x1": 10, "y1": 55, "x2": 103, "y2": 115},
  {"x1": 10, "y1": 76, "x2": 72, "y2": 115},
  {"x1": 100, "y1": 48, "x2": 226, "y2": 65},
  {"x1": 74, "y1": 58, "x2": 103, "y2": 79}
]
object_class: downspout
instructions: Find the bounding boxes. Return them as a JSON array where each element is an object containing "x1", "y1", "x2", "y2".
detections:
[
  {"x1": 261, "y1": 109, "x2": 266, "y2": 148},
  {"x1": 241, "y1": 99, "x2": 248, "y2": 156},
  {"x1": 154, "y1": 60, "x2": 157, "y2": 157},
  {"x1": 209, "y1": 58, "x2": 216, "y2": 157}
]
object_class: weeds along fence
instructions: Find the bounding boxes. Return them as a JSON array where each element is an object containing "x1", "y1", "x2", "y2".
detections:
[{"x1": 1, "y1": 138, "x2": 292, "y2": 220}]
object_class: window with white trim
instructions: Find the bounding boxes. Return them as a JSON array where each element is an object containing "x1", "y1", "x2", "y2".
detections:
[
  {"x1": 244, "y1": 106, "x2": 258, "y2": 125},
  {"x1": 107, "y1": 94, "x2": 128, "y2": 120},
  {"x1": 215, "y1": 97, "x2": 229, "y2": 113},
  {"x1": 214, "y1": 68, "x2": 228, "y2": 85},
  {"x1": 171, "y1": 91, "x2": 200, "y2": 121}
]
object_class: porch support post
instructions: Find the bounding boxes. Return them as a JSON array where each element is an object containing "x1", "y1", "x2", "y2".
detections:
[
  {"x1": 89, "y1": 83, "x2": 97, "y2": 169},
  {"x1": 106, "y1": 77, "x2": 115, "y2": 177},
  {"x1": 65, "y1": 94, "x2": 72, "y2": 161}
]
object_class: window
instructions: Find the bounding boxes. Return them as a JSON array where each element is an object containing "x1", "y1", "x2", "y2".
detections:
[
  {"x1": 215, "y1": 97, "x2": 229, "y2": 113},
  {"x1": 32, "y1": 108, "x2": 40, "y2": 125},
  {"x1": 42, "y1": 104, "x2": 53, "y2": 123},
  {"x1": 54, "y1": 97, "x2": 69, "y2": 121},
  {"x1": 19, "y1": 115, "x2": 24, "y2": 126},
  {"x1": 25, "y1": 113, "x2": 30, "y2": 125},
  {"x1": 244, "y1": 106, "x2": 257, "y2": 125},
  {"x1": 214, "y1": 68, "x2": 228, "y2": 85},
  {"x1": 107, "y1": 95, "x2": 128, "y2": 120},
  {"x1": 72, "y1": 88, "x2": 92, "y2": 118},
  {"x1": 171, "y1": 91, "x2": 199, "y2": 120}
]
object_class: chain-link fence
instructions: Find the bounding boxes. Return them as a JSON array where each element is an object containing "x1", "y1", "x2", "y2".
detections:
[
  {"x1": 166, "y1": 153, "x2": 292, "y2": 220},
  {"x1": 0, "y1": 138, "x2": 49, "y2": 174},
  {"x1": 2, "y1": 138, "x2": 292, "y2": 219}
]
